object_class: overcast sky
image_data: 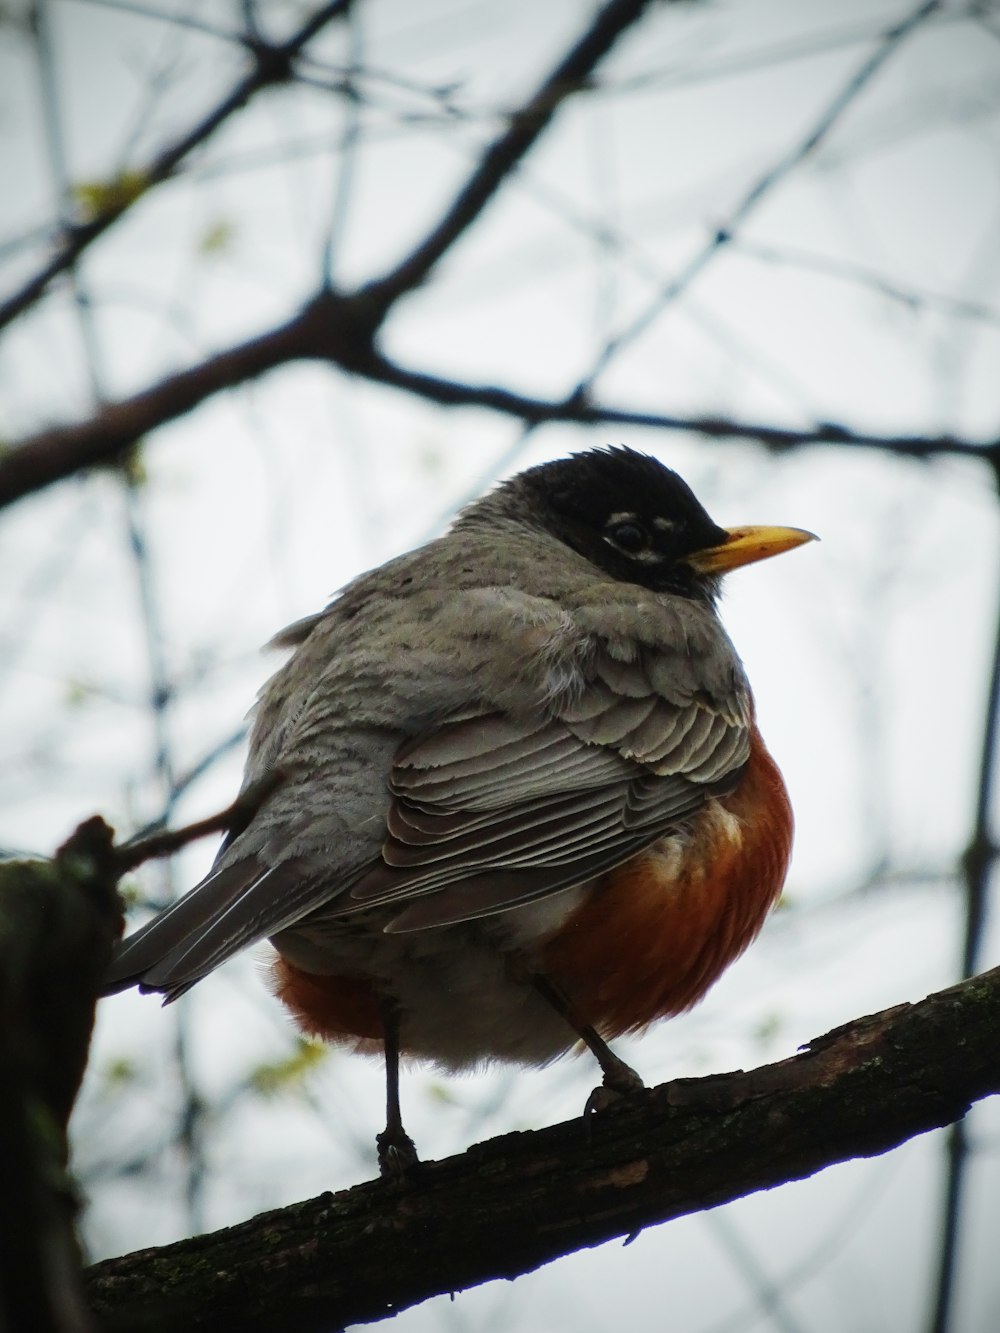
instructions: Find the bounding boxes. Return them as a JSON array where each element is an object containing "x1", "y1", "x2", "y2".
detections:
[{"x1": 1, "y1": 1, "x2": 999, "y2": 1329}]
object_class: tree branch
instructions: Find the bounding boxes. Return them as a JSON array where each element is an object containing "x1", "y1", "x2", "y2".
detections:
[
  {"x1": 0, "y1": 0, "x2": 354, "y2": 333},
  {"x1": 0, "y1": 0, "x2": 662, "y2": 507},
  {"x1": 581, "y1": 0, "x2": 942, "y2": 381},
  {"x1": 927, "y1": 467, "x2": 1000, "y2": 1333},
  {"x1": 113, "y1": 771, "x2": 283, "y2": 874},
  {"x1": 0, "y1": 819, "x2": 123, "y2": 1333},
  {"x1": 364, "y1": 0, "x2": 655, "y2": 306},
  {"x1": 85, "y1": 965, "x2": 1000, "y2": 1333},
  {"x1": 0, "y1": 294, "x2": 343, "y2": 506},
  {"x1": 347, "y1": 349, "x2": 1000, "y2": 465},
  {"x1": 4, "y1": 0, "x2": 990, "y2": 512},
  {"x1": 3, "y1": 290, "x2": 998, "y2": 510}
]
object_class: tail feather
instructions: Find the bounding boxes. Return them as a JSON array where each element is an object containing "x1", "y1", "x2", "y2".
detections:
[
  {"x1": 103, "y1": 861, "x2": 271, "y2": 998},
  {"x1": 103, "y1": 857, "x2": 332, "y2": 1001},
  {"x1": 139, "y1": 864, "x2": 303, "y2": 994}
]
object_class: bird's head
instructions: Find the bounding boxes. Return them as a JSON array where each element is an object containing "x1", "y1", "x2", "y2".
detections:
[{"x1": 476, "y1": 446, "x2": 815, "y2": 604}]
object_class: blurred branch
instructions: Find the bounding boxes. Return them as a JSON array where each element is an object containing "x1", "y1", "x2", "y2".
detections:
[
  {"x1": 958, "y1": 489, "x2": 1000, "y2": 982},
  {"x1": 362, "y1": 0, "x2": 655, "y2": 307},
  {"x1": 0, "y1": 819, "x2": 123, "y2": 1333},
  {"x1": 0, "y1": 0, "x2": 354, "y2": 333},
  {"x1": 73, "y1": 0, "x2": 242, "y2": 45},
  {"x1": 4, "y1": 0, "x2": 991, "y2": 514},
  {"x1": 1, "y1": 0, "x2": 647, "y2": 337},
  {"x1": 149, "y1": 725, "x2": 250, "y2": 832},
  {"x1": 338, "y1": 347, "x2": 1000, "y2": 463},
  {"x1": 704, "y1": 1210, "x2": 808, "y2": 1333},
  {"x1": 85, "y1": 965, "x2": 1000, "y2": 1333},
  {"x1": 0, "y1": 0, "x2": 659, "y2": 505},
  {"x1": 580, "y1": 0, "x2": 943, "y2": 383},
  {"x1": 119, "y1": 465, "x2": 210, "y2": 1229},
  {"x1": 928, "y1": 474, "x2": 1000, "y2": 1333},
  {"x1": 2, "y1": 287, "x2": 998, "y2": 510},
  {"x1": 730, "y1": 237, "x2": 1000, "y2": 327}
]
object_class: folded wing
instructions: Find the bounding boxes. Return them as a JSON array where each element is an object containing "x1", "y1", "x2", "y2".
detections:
[
  {"x1": 350, "y1": 645, "x2": 750, "y2": 930},
  {"x1": 105, "y1": 640, "x2": 750, "y2": 995}
]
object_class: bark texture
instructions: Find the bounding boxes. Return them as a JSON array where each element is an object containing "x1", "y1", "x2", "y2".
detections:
[{"x1": 85, "y1": 965, "x2": 1000, "y2": 1333}]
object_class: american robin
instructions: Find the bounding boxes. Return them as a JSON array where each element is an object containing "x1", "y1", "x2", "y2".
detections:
[{"x1": 105, "y1": 447, "x2": 814, "y2": 1173}]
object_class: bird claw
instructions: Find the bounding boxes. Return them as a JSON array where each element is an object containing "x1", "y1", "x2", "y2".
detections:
[
  {"x1": 584, "y1": 1063, "x2": 644, "y2": 1117},
  {"x1": 376, "y1": 1127, "x2": 419, "y2": 1178}
]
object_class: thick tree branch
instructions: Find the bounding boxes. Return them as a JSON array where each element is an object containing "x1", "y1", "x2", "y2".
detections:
[
  {"x1": 347, "y1": 349, "x2": 1000, "y2": 464},
  {"x1": 0, "y1": 294, "x2": 352, "y2": 506},
  {"x1": 3, "y1": 0, "x2": 991, "y2": 511},
  {"x1": 85, "y1": 965, "x2": 1000, "y2": 1333},
  {"x1": 0, "y1": 0, "x2": 354, "y2": 333},
  {"x1": 3, "y1": 290, "x2": 998, "y2": 510},
  {"x1": 1, "y1": 0, "x2": 658, "y2": 508}
]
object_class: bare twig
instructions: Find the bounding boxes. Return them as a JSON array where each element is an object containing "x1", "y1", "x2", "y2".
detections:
[
  {"x1": 0, "y1": 0, "x2": 354, "y2": 333},
  {"x1": 927, "y1": 465, "x2": 1000, "y2": 1333},
  {"x1": 731, "y1": 237, "x2": 1000, "y2": 328},
  {"x1": 113, "y1": 771, "x2": 282, "y2": 874},
  {"x1": 72, "y1": 0, "x2": 242, "y2": 45},
  {"x1": 580, "y1": 0, "x2": 943, "y2": 384},
  {"x1": 363, "y1": 0, "x2": 655, "y2": 306}
]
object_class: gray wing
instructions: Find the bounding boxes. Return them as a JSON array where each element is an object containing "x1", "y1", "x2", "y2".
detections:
[
  {"x1": 348, "y1": 646, "x2": 750, "y2": 931},
  {"x1": 105, "y1": 641, "x2": 750, "y2": 997}
]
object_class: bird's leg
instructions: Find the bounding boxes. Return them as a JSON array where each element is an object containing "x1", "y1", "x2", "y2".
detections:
[
  {"x1": 375, "y1": 997, "x2": 418, "y2": 1177},
  {"x1": 531, "y1": 972, "x2": 644, "y2": 1112}
]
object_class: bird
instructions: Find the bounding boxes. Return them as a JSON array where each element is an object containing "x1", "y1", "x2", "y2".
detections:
[{"x1": 105, "y1": 446, "x2": 814, "y2": 1174}]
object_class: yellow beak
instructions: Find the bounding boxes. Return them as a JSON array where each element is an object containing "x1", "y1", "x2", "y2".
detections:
[{"x1": 685, "y1": 525, "x2": 817, "y2": 575}]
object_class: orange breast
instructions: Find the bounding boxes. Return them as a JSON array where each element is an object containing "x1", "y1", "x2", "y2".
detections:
[
  {"x1": 542, "y1": 725, "x2": 792, "y2": 1037},
  {"x1": 270, "y1": 726, "x2": 792, "y2": 1057},
  {"x1": 271, "y1": 962, "x2": 385, "y2": 1054}
]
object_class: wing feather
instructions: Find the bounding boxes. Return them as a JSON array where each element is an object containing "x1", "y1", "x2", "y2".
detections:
[
  {"x1": 347, "y1": 638, "x2": 750, "y2": 927},
  {"x1": 107, "y1": 594, "x2": 753, "y2": 985}
]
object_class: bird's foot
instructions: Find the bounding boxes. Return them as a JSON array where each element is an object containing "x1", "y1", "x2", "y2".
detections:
[
  {"x1": 376, "y1": 1125, "x2": 419, "y2": 1179},
  {"x1": 585, "y1": 1058, "x2": 644, "y2": 1117}
]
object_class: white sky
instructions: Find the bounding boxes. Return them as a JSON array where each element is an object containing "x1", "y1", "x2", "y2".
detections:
[{"x1": 1, "y1": 1, "x2": 999, "y2": 1329}]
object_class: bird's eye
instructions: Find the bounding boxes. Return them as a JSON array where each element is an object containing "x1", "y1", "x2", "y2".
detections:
[{"x1": 607, "y1": 520, "x2": 648, "y2": 553}]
